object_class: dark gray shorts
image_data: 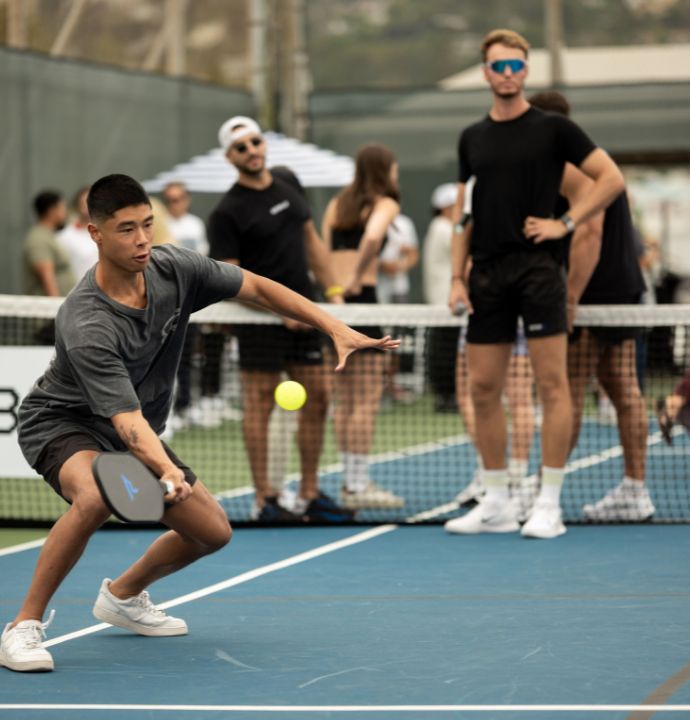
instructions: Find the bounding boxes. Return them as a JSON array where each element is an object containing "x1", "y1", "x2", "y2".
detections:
[{"x1": 34, "y1": 431, "x2": 197, "y2": 501}]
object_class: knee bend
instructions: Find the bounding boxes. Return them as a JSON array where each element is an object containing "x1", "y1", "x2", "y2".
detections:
[
  {"x1": 71, "y1": 493, "x2": 112, "y2": 527},
  {"x1": 201, "y1": 520, "x2": 232, "y2": 555},
  {"x1": 470, "y1": 379, "x2": 501, "y2": 408},
  {"x1": 538, "y1": 375, "x2": 569, "y2": 404}
]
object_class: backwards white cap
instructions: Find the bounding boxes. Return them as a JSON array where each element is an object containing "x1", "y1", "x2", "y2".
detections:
[
  {"x1": 218, "y1": 116, "x2": 262, "y2": 151},
  {"x1": 431, "y1": 183, "x2": 458, "y2": 210}
]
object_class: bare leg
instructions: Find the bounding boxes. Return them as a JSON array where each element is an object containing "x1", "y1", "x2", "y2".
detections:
[
  {"x1": 241, "y1": 369, "x2": 281, "y2": 505},
  {"x1": 527, "y1": 334, "x2": 572, "y2": 469},
  {"x1": 505, "y1": 355, "x2": 535, "y2": 463},
  {"x1": 109, "y1": 481, "x2": 231, "y2": 598},
  {"x1": 455, "y1": 350, "x2": 476, "y2": 441},
  {"x1": 597, "y1": 339, "x2": 647, "y2": 481},
  {"x1": 287, "y1": 363, "x2": 330, "y2": 501},
  {"x1": 13, "y1": 451, "x2": 109, "y2": 624},
  {"x1": 567, "y1": 330, "x2": 600, "y2": 453},
  {"x1": 466, "y1": 343, "x2": 512, "y2": 469}
]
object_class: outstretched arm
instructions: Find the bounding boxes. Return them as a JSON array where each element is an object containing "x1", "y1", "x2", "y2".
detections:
[{"x1": 237, "y1": 269, "x2": 400, "y2": 370}]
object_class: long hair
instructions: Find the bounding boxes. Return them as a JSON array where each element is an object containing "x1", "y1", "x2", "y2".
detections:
[{"x1": 334, "y1": 144, "x2": 399, "y2": 230}]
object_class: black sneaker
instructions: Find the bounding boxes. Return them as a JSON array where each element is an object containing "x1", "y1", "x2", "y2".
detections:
[
  {"x1": 256, "y1": 497, "x2": 306, "y2": 524},
  {"x1": 304, "y1": 492, "x2": 356, "y2": 523}
]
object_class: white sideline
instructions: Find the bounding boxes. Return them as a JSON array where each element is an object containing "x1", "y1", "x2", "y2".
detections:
[
  {"x1": 43, "y1": 524, "x2": 397, "y2": 648},
  {"x1": 0, "y1": 703, "x2": 689, "y2": 713},
  {"x1": 0, "y1": 537, "x2": 46, "y2": 557}
]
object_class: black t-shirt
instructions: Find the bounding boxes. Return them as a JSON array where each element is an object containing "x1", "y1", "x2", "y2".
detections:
[
  {"x1": 458, "y1": 106, "x2": 596, "y2": 264},
  {"x1": 208, "y1": 167, "x2": 314, "y2": 299},
  {"x1": 563, "y1": 192, "x2": 646, "y2": 303}
]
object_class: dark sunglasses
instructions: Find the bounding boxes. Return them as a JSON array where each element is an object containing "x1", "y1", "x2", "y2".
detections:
[
  {"x1": 232, "y1": 137, "x2": 264, "y2": 154},
  {"x1": 487, "y1": 59, "x2": 526, "y2": 74}
]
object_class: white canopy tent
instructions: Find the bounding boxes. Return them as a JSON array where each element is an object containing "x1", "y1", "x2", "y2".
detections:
[{"x1": 142, "y1": 131, "x2": 355, "y2": 193}]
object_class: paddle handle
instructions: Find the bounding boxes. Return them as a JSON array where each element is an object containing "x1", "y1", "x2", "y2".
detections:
[{"x1": 160, "y1": 480, "x2": 175, "y2": 496}]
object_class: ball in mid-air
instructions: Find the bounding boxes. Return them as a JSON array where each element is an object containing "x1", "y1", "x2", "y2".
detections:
[{"x1": 274, "y1": 380, "x2": 307, "y2": 411}]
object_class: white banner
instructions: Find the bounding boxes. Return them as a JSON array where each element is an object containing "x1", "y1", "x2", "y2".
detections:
[{"x1": 0, "y1": 347, "x2": 55, "y2": 477}]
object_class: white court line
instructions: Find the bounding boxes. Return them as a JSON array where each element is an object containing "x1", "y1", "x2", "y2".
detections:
[
  {"x1": 43, "y1": 524, "x2": 397, "y2": 648},
  {"x1": 0, "y1": 537, "x2": 46, "y2": 557},
  {"x1": 1, "y1": 704, "x2": 689, "y2": 713},
  {"x1": 215, "y1": 434, "x2": 471, "y2": 500}
]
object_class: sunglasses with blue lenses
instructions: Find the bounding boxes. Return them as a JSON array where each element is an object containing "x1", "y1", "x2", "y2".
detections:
[{"x1": 487, "y1": 59, "x2": 526, "y2": 74}]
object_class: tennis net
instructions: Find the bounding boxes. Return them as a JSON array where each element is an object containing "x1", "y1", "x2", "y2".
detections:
[{"x1": 1, "y1": 294, "x2": 689, "y2": 525}]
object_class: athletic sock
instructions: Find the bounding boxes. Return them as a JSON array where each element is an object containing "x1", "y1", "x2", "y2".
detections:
[
  {"x1": 343, "y1": 452, "x2": 369, "y2": 493},
  {"x1": 508, "y1": 459, "x2": 528, "y2": 482},
  {"x1": 482, "y1": 469, "x2": 509, "y2": 503},
  {"x1": 622, "y1": 476, "x2": 644, "y2": 492},
  {"x1": 539, "y1": 466, "x2": 564, "y2": 505}
]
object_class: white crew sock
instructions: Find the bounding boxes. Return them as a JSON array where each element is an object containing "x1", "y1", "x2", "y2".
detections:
[
  {"x1": 539, "y1": 466, "x2": 564, "y2": 505},
  {"x1": 509, "y1": 459, "x2": 528, "y2": 482},
  {"x1": 482, "y1": 469, "x2": 509, "y2": 503},
  {"x1": 622, "y1": 476, "x2": 644, "y2": 492},
  {"x1": 343, "y1": 452, "x2": 369, "y2": 492}
]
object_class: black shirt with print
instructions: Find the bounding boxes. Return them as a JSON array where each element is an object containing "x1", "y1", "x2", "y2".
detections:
[
  {"x1": 208, "y1": 167, "x2": 315, "y2": 299},
  {"x1": 458, "y1": 106, "x2": 596, "y2": 265}
]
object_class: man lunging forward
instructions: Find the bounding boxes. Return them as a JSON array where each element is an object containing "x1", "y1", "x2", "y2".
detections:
[
  {"x1": 0, "y1": 174, "x2": 397, "y2": 673},
  {"x1": 445, "y1": 29, "x2": 625, "y2": 539}
]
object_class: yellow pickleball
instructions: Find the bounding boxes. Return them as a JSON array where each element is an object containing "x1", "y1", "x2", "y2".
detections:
[{"x1": 274, "y1": 380, "x2": 307, "y2": 411}]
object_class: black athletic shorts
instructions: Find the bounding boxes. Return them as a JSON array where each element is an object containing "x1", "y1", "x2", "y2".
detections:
[
  {"x1": 346, "y1": 285, "x2": 384, "y2": 344},
  {"x1": 35, "y1": 431, "x2": 197, "y2": 502},
  {"x1": 235, "y1": 324, "x2": 324, "y2": 371},
  {"x1": 467, "y1": 251, "x2": 567, "y2": 344},
  {"x1": 570, "y1": 294, "x2": 642, "y2": 345}
]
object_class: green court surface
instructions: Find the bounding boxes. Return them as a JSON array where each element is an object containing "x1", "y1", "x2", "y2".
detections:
[{"x1": 0, "y1": 528, "x2": 46, "y2": 550}]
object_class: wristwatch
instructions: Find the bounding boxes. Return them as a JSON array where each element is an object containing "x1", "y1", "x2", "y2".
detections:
[{"x1": 559, "y1": 213, "x2": 576, "y2": 234}]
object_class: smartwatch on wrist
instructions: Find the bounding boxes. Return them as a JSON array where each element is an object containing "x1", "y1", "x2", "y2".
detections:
[{"x1": 559, "y1": 213, "x2": 576, "y2": 234}]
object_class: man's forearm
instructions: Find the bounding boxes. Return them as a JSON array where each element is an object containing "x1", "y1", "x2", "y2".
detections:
[
  {"x1": 451, "y1": 226, "x2": 471, "y2": 283},
  {"x1": 567, "y1": 223, "x2": 601, "y2": 303},
  {"x1": 112, "y1": 410, "x2": 177, "y2": 477}
]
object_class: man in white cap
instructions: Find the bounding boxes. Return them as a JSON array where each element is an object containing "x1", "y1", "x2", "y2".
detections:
[
  {"x1": 423, "y1": 182, "x2": 463, "y2": 412},
  {"x1": 208, "y1": 116, "x2": 350, "y2": 523}
]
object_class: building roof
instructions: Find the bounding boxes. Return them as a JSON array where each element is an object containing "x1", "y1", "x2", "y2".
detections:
[{"x1": 439, "y1": 44, "x2": 690, "y2": 90}]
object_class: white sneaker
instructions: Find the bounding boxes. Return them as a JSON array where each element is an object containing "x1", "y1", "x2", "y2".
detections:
[
  {"x1": 188, "y1": 397, "x2": 223, "y2": 429},
  {"x1": 511, "y1": 476, "x2": 539, "y2": 523},
  {"x1": 521, "y1": 500, "x2": 566, "y2": 539},
  {"x1": 455, "y1": 472, "x2": 485, "y2": 507},
  {"x1": 444, "y1": 497, "x2": 519, "y2": 534},
  {"x1": 583, "y1": 482, "x2": 655, "y2": 522},
  {"x1": 341, "y1": 483, "x2": 405, "y2": 509},
  {"x1": 93, "y1": 579, "x2": 187, "y2": 637},
  {"x1": 0, "y1": 610, "x2": 55, "y2": 672}
]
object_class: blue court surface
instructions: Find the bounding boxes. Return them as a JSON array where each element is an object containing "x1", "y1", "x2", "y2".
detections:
[{"x1": 1, "y1": 524, "x2": 689, "y2": 720}]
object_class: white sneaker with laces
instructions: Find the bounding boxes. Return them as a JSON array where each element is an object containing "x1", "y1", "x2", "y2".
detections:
[
  {"x1": 93, "y1": 579, "x2": 188, "y2": 637},
  {"x1": 341, "y1": 482, "x2": 405, "y2": 509},
  {"x1": 0, "y1": 610, "x2": 55, "y2": 672},
  {"x1": 444, "y1": 497, "x2": 519, "y2": 534},
  {"x1": 455, "y1": 472, "x2": 485, "y2": 507},
  {"x1": 511, "y1": 476, "x2": 539, "y2": 523},
  {"x1": 583, "y1": 482, "x2": 655, "y2": 522},
  {"x1": 521, "y1": 500, "x2": 566, "y2": 539}
]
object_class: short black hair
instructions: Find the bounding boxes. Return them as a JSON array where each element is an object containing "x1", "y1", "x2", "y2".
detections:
[
  {"x1": 33, "y1": 190, "x2": 63, "y2": 219},
  {"x1": 87, "y1": 174, "x2": 150, "y2": 223},
  {"x1": 528, "y1": 90, "x2": 571, "y2": 117}
]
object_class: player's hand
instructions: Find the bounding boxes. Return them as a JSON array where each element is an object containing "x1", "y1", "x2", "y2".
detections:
[
  {"x1": 283, "y1": 317, "x2": 312, "y2": 332},
  {"x1": 331, "y1": 326, "x2": 400, "y2": 372},
  {"x1": 161, "y1": 466, "x2": 192, "y2": 503},
  {"x1": 448, "y1": 278, "x2": 473, "y2": 315},
  {"x1": 523, "y1": 217, "x2": 568, "y2": 243},
  {"x1": 344, "y1": 278, "x2": 363, "y2": 298}
]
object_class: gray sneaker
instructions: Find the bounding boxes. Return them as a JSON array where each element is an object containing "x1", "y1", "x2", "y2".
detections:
[{"x1": 93, "y1": 579, "x2": 187, "y2": 637}]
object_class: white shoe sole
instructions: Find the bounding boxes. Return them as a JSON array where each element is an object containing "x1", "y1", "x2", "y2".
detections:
[
  {"x1": 445, "y1": 519, "x2": 519, "y2": 535},
  {"x1": 521, "y1": 523, "x2": 567, "y2": 539},
  {"x1": 93, "y1": 605, "x2": 188, "y2": 637},
  {"x1": 582, "y1": 507, "x2": 655, "y2": 522},
  {"x1": 0, "y1": 649, "x2": 54, "y2": 672}
]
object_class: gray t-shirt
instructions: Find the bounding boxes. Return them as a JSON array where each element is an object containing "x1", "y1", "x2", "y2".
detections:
[{"x1": 18, "y1": 244, "x2": 243, "y2": 467}]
